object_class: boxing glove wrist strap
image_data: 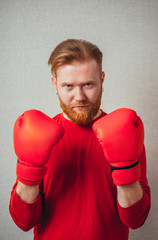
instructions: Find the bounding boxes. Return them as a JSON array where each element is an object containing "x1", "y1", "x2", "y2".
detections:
[
  {"x1": 16, "y1": 160, "x2": 47, "y2": 186},
  {"x1": 110, "y1": 160, "x2": 141, "y2": 186},
  {"x1": 110, "y1": 160, "x2": 140, "y2": 172}
]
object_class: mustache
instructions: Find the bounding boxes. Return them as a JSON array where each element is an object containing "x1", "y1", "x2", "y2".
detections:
[{"x1": 70, "y1": 100, "x2": 92, "y2": 108}]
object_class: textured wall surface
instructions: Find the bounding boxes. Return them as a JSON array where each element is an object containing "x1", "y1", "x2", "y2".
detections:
[{"x1": 0, "y1": 0, "x2": 157, "y2": 239}]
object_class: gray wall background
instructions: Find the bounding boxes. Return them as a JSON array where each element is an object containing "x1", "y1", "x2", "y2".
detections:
[{"x1": 0, "y1": 0, "x2": 158, "y2": 239}]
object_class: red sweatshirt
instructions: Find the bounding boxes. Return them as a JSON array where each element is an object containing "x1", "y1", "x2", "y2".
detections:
[{"x1": 9, "y1": 111, "x2": 151, "y2": 240}]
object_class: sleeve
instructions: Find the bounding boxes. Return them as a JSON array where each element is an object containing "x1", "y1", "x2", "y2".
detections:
[
  {"x1": 9, "y1": 181, "x2": 43, "y2": 231},
  {"x1": 117, "y1": 145, "x2": 151, "y2": 229}
]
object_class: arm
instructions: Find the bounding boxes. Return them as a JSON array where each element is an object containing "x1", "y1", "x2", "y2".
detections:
[
  {"x1": 16, "y1": 181, "x2": 39, "y2": 203},
  {"x1": 92, "y1": 108, "x2": 151, "y2": 229},
  {"x1": 117, "y1": 181, "x2": 143, "y2": 208},
  {"x1": 9, "y1": 180, "x2": 43, "y2": 231},
  {"x1": 9, "y1": 109, "x2": 64, "y2": 230},
  {"x1": 117, "y1": 146, "x2": 151, "y2": 229}
]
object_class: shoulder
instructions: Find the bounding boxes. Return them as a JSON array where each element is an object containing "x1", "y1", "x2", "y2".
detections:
[
  {"x1": 100, "y1": 109, "x2": 107, "y2": 118},
  {"x1": 52, "y1": 113, "x2": 62, "y2": 123},
  {"x1": 93, "y1": 109, "x2": 107, "y2": 122}
]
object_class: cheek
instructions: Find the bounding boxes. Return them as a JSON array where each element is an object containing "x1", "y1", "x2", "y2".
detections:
[
  {"x1": 58, "y1": 89, "x2": 73, "y2": 105},
  {"x1": 87, "y1": 86, "x2": 102, "y2": 102}
]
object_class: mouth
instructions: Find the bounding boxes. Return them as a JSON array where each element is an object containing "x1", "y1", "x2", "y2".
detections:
[{"x1": 72, "y1": 106, "x2": 89, "y2": 111}]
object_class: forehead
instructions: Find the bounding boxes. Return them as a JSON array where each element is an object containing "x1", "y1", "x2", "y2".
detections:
[{"x1": 56, "y1": 59, "x2": 100, "y2": 82}]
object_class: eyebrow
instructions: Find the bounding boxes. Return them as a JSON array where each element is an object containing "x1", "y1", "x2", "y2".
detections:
[
  {"x1": 61, "y1": 80, "x2": 96, "y2": 86},
  {"x1": 61, "y1": 82, "x2": 72, "y2": 86}
]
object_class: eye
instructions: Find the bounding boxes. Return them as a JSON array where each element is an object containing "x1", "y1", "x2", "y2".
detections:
[
  {"x1": 64, "y1": 84, "x2": 73, "y2": 90},
  {"x1": 85, "y1": 83, "x2": 91, "y2": 86},
  {"x1": 84, "y1": 82, "x2": 93, "y2": 88}
]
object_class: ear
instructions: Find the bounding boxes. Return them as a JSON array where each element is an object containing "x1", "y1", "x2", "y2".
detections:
[
  {"x1": 101, "y1": 71, "x2": 105, "y2": 84},
  {"x1": 51, "y1": 75, "x2": 57, "y2": 88}
]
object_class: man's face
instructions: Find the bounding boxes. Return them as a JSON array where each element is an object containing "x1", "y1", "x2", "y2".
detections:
[{"x1": 52, "y1": 59, "x2": 105, "y2": 125}]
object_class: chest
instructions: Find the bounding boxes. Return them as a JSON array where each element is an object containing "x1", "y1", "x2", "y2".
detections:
[{"x1": 48, "y1": 125, "x2": 109, "y2": 176}]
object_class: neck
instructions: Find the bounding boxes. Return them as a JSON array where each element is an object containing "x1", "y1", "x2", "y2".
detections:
[{"x1": 93, "y1": 109, "x2": 102, "y2": 120}]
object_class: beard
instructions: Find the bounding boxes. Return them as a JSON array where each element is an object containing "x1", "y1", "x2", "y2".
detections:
[{"x1": 58, "y1": 89, "x2": 102, "y2": 126}]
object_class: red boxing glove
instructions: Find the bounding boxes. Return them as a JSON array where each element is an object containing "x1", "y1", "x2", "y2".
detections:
[
  {"x1": 13, "y1": 109, "x2": 64, "y2": 185},
  {"x1": 92, "y1": 108, "x2": 144, "y2": 186}
]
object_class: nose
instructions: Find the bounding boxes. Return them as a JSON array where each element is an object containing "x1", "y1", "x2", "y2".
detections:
[{"x1": 74, "y1": 87, "x2": 86, "y2": 102}]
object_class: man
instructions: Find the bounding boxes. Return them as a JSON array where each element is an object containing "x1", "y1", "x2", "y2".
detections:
[{"x1": 9, "y1": 39, "x2": 151, "y2": 240}]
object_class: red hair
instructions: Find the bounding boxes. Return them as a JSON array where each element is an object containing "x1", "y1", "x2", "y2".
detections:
[{"x1": 48, "y1": 39, "x2": 103, "y2": 76}]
